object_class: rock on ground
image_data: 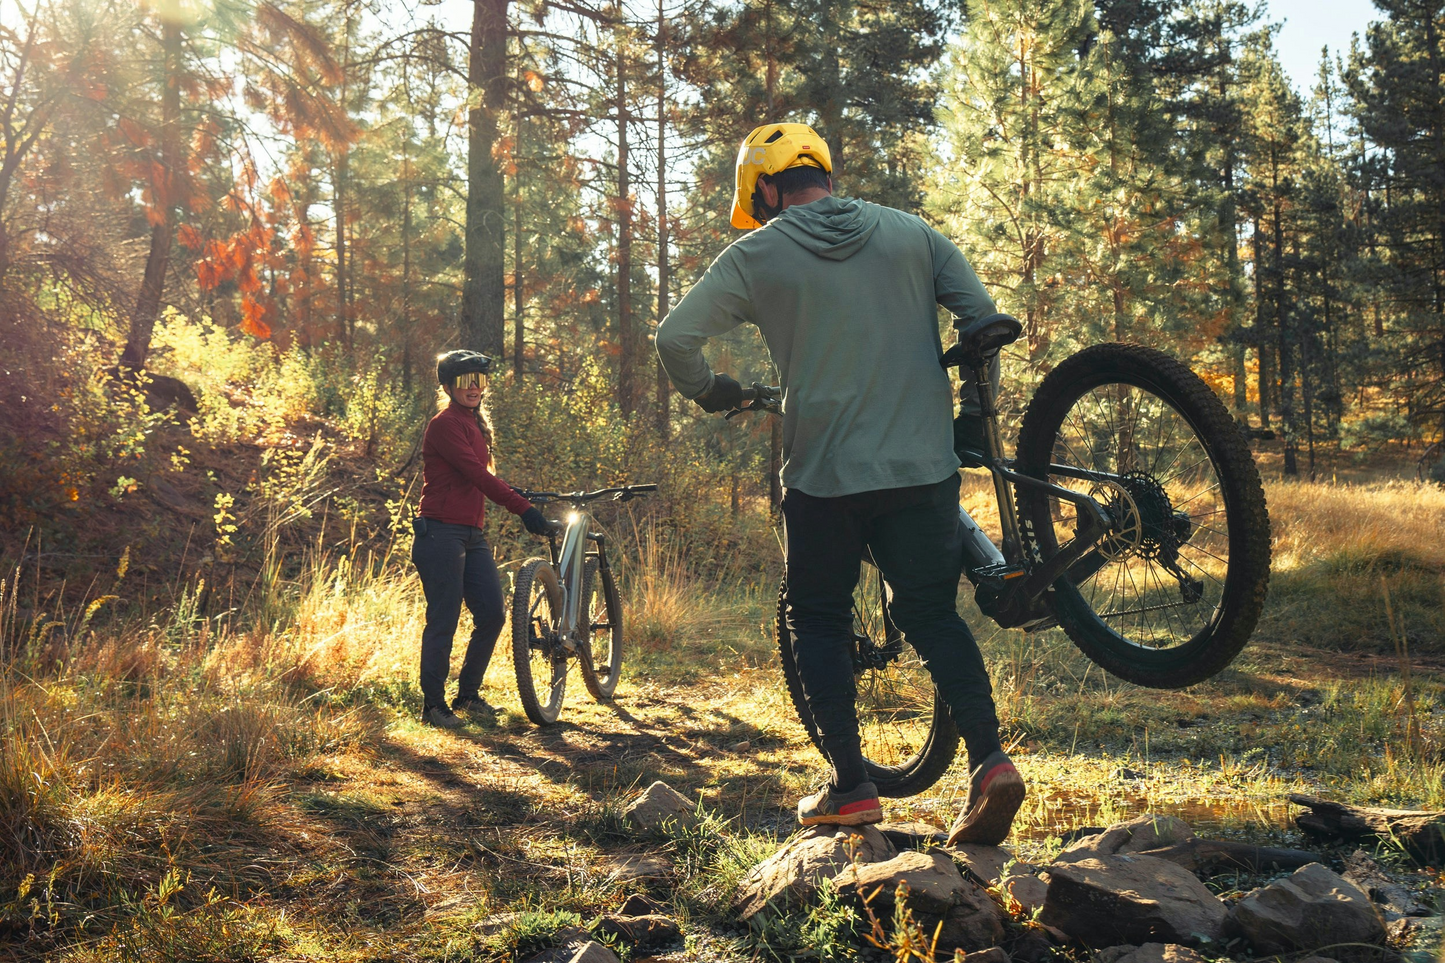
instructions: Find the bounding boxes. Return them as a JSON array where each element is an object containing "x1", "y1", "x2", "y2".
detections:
[
  {"x1": 1341, "y1": 849, "x2": 1432, "y2": 919},
  {"x1": 1039, "y1": 854, "x2": 1227, "y2": 946},
  {"x1": 520, "y1": 927, "x2": 600, "y2": 963},
  {"x1": 834, "y1": 848, "x2": 1004, "y2": 955},
  {"x1": 1056, "y1": 814, "x2": 1195, "y2": 863},
  {"x1": 1228, "y1": 862, "x2": 1387, "y2": 961},
  {"x1": 591, "y1": 913, "x2": 682, "y2": 950},
  {"x1": 1003, "y1": 872, "x2": 1048, "y2": 915},
  {"x1": 1096, "y1": 943, "x2": 1209, "y2": 963},
  {"x1": 602, "y1": 853, "x2": 672, "y2": 881},
  {"x1": 734, "y1": 824, "x2": 896, "y2": 920},
  {"x1": 948, "y1": 842, "x2": 1015, "y2": 887},
  {"x1": 960, "y1": 948, "x2": 1011, "y2": 963},
  {"x1": 623, "y1": 781, "x2": 697, "y2": 833},
  {"x1": 567, "y1": 944, "x2": 620, "y2": 963}
]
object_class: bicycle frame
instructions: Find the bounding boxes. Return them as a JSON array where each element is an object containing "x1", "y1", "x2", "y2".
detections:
[{"x1": 547, "y1": 508, "x2": 595, "y2": 643}]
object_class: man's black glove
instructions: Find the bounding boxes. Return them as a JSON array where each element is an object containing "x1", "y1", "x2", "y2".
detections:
[
  {"x1": 692, "y1": 373, "x2": 744, "y2": 413},
  {"x1": 521, "y1": 507, "x2": 557, "y2": 536}
]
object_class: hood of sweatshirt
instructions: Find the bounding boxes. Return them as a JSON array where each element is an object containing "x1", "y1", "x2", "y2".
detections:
[{"x1": 768, "y1": 195, "x2": 880, "y2": 261}]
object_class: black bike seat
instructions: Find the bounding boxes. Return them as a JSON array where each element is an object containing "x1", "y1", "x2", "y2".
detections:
[{"x1": 940, "y1": 313, "x2": 1023, "y2": 370}]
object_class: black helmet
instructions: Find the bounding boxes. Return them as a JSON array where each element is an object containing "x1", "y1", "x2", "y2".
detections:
[{"x1": 436, "y1": 349, "x2": 493, "y2": 385}]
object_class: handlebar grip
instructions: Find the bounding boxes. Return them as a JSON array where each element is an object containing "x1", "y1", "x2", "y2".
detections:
[{"x1": 629, "y1": 484, "x2": 659, "y2": 492}]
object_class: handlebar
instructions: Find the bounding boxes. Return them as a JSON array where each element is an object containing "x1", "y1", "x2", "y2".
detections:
[
  {"x1": 726, "y1": 383, "x2": 782, "y2": 419},
  {"x1": 512, "y1": 484, "x2": 658, "y2": 505}
]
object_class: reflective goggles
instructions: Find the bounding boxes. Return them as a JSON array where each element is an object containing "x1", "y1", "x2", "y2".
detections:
[{"x1": 450, "y1": 372, "x2": 487, "y2": 389}]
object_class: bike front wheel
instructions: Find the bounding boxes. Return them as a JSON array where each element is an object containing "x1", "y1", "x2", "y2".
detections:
[
  {"x1": 578, "y1": 556, "x2": 623, "y2": 701},
  {"x1": 1015, "y1": 343, "x2": 1271, "y2": 688},
  {"x1": 512, "y1": 558, "x2": 568, "y2": 724},
  {"x1": 776, "y1": 566, "x2": 959, "y2": 798}
]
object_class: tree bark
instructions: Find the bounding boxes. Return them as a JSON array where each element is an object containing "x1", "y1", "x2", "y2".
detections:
[
  {"x1": 1290, "y1": 793, "x2": 1445, "y2": 863},
  {"x1": 654, "y1": 0, "x2": 669, "y2": 438},
  {"x1": 121, "y1": 17, "x2": 181, "y2": 370},
  {"x1": 616, "y1": 44, "x2": 634, "y2": 415},
  {"x1": 462, "y1": 0, "x2": 509, "y2": 355},
  {"x1": 1132, "y1": 838, "x2": 1320, "y2": 876},
  {"x1": 514, "y1": 114, "x2": 525, "y2": 382}
]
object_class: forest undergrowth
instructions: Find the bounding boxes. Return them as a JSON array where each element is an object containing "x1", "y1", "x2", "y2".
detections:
[
  {"x1": 3, "y1": 316, "x2": 1445, "y2": 961},
  {"x1": 2, "y1": 470, "x2": 1443, "y2": 962}
]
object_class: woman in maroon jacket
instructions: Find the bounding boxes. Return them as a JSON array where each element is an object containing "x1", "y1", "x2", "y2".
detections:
[{"x1": 412, "y1": 350, "x2": 556, "y2": 728}]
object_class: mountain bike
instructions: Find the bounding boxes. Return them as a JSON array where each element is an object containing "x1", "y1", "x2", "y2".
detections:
[
  {"x1": 508, "y1": 484, "x2": 657, "y2": 725},
  {"x1": 734, "y1": 314, "x2": 1272, "y2": 796}
]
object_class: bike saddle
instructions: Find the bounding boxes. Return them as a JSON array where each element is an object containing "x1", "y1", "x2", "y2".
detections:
[{"x1": 940, "y1": 313, "x2": 1023, "y2": 370}]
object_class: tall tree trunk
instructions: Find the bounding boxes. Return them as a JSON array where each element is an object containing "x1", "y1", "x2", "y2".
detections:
[
  {"x1": 616, "y1": 44, "x2": 634, "y2": 415},
  {"x1": 402, "y1": 126, "x2": 414, "y2": 394},
  {"x1": 1251, "y1": 217, "x2": 1270, "y2": 428},
  {"x1": 514, "y1": 115, "x2": 525, "y2": 382},
  {"x1": 121, "y1": 18, "x2": 181, "y2": 369},
  {"x1": 335, "y1": 150, "x2": 350, "y2": 347},
  {"x1": 1272, "y1": 151, "x2": 1297, "y2": 477},
  {"x1": 654, "y1": 0, "x2": 669, "y2": 438},
  {"x1": 462, "y1": 0, "x2": 509, "y2": 355}
]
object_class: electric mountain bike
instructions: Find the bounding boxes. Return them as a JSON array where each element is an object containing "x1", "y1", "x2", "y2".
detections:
[
  {"x1": 509, "y1": 484, "x2": 657, "y2": 725},
  {"x1": 737, "y1": 314, "x2": 1271, "y2": 797}
]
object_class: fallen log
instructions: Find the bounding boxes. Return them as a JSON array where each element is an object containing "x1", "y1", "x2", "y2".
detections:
[
  {"x1": 1132, "y1": 837, "x2": 1320, "y2": 875},
  {"x1": 1288, "y1": 794, "x2": 1445, "y2": 863}
]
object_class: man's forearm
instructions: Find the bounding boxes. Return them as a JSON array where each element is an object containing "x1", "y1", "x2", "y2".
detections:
[{"x1": 655, "y1": 323, "x2": 715, "y2": 399}]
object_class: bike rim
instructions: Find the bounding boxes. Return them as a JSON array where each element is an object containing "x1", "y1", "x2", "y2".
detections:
[
  {"x1": 1041, "y1": 381, "x2": 1232, "y2": 650},
  {"x1": 853, "y1": 569, "x2": 938, "y2": 772}
]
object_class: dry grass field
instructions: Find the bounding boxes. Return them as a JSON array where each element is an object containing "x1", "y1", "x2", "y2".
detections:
[{"x1": 2, "y1": 473, "x2": 1443, "y2": 961}]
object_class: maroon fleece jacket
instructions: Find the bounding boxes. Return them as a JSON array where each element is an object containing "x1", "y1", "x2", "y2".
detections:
[{"x1": 417, "y1": 403, "x2": 532, "y2": 528}]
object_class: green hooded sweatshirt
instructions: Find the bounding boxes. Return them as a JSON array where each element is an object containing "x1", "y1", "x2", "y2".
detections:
[{"x1": 656, "y1": 195, "x2": 996, "y2": 498}]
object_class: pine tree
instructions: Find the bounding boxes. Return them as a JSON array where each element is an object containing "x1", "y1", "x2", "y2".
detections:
[{"x1": 1345, "y1": 0, "x2": 1445, "y2": 441}]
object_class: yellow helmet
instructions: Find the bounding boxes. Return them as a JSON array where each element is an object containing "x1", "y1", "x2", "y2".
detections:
[{"x1": 731, "y1": 123, "x2": 833, "y2": 229}]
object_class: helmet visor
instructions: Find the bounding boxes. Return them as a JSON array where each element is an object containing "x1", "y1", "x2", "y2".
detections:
[{"x1": 450, "y1": 372, "x2": 487, "y2": 389}]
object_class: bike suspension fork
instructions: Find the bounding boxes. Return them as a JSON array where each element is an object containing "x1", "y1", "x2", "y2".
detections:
[{"x1": 971, "y1": 362, "x2": 1025, "y2": 564}]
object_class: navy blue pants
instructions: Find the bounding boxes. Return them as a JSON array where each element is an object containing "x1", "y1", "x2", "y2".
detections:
[
  {"x1": 411, "y1": 519, "x2": 506, "y2": 709},
  {"x1": 782, "y1": 473, "x2": 1001, "y2": 789}
]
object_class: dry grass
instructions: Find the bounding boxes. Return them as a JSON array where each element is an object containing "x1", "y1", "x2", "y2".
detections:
[
  {"x1": 2, "y1": 476, "x2": 1444, "y2": 961},
  {"x1": 1263, "y1": 479, "x2": 1445, "y2": 650}
]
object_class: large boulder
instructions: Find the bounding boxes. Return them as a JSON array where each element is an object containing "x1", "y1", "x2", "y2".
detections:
[
  {"x1": 1056, "y1": 814, "x2": 1195, "y2": 863},
  {"x1": 1227, "y1": 863, "x2": 1387, "y2": 961},
  {"x1": 835, "y1": 848, "x2": 1005, "y2": 955},
  {"x1": 734, "y1": 825, "x2": 896, "y2": 920},
  {"x1": 623, "y1": 781, "x2": 697, "y2": 834},
  {"x1": 1039, "y1": 854, "x2": 1227, "y2": 946}
]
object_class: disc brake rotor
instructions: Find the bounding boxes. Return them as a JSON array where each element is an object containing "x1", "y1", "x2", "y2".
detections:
[{"x1": 1091, "y1": 479, "x2": 1143, "y2": 561}]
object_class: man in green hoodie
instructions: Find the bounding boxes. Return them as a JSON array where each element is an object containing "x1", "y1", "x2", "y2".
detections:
[{"x1": 656, "y1": 123, "x2": 1025, "y2": 845}]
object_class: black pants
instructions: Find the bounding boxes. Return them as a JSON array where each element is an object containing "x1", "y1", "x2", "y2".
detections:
[
  {"x1": 411, "y1": 519, "x2": 506, "y2": 709},
  {"x1": 782, "y1": 473, "x2": 1000, "y2": 788}
]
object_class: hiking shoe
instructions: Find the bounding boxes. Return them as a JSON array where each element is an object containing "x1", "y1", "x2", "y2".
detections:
[
  {"x1": 946, "y1": 750, "x2": 1025, "y2": 846},
  {"x1": 421, "y1": 705, "x2": 463, "y2": 730},
  {"x1": 797, "y1": 780, "x2": 883, "y2": 827},
  {"x1": 452, "y1": 693, "x2": 497, "y2": 724}
]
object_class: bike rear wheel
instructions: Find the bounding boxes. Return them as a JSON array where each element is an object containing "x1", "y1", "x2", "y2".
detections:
[
  {"x1": 1015, "y1": 343, "x2": 1271, "y2": 687},
  {"x1": 776, "y1": 565, "x2": 959, "y2": 798},
  {"x1": 512, "y1": 558, "x2": 568, "y2": 724},
  {"x1": 578, "y1": 556, "x2": 623, "y2": 701}
]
